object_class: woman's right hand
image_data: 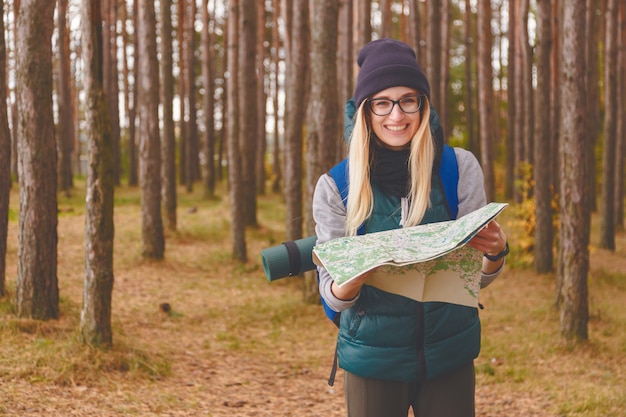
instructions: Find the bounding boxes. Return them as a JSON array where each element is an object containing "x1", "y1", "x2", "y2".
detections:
[{"x1": 330, "y1": 271, "x2": 371, "y2": 301}]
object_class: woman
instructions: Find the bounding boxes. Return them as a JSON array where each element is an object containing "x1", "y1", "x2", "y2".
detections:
[{"x1": 313, "y1": 39, "x2": 508, "y2": 417}]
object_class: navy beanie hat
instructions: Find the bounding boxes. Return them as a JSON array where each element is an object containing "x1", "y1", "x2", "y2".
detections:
[{"x1": 353, "y1": 38, "x2": 430, "y2": 109}]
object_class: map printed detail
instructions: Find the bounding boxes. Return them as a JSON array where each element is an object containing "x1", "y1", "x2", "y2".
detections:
[{"x1": 312, "y1": 202, "x2": 508, "y2": 307}]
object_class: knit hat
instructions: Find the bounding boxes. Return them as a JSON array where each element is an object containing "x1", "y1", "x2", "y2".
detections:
[{"x1": 353, "y1": 39, "x2": 430, "y2": 109}]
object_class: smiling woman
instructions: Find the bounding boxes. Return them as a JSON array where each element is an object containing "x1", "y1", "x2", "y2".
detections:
[{"x1": 312, "y1": 38, "x2": 508, "y2": 417}]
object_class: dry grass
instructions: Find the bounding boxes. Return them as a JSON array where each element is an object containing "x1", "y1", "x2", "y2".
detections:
[{"x1": 1, "y1": 182, "x2": 625, "y2": 416}]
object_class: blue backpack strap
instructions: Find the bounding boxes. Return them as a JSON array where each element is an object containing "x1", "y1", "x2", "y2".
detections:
[
  {"x1": 329, "y1": 159, "x2": 365, "y2": 235},
  {"x1": 439, "y1": 144, "x2": 459, "y2": 219},
  {"x1": 329, "y1": 158, "x2": 349, "y2": 204}
]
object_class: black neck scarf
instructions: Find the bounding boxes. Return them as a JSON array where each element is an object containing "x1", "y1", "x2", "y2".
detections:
[{"x1": 370, "y1": 142, "x2": 411, "y2": 197}]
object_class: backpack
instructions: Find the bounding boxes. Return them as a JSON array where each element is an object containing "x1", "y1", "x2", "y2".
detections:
[{"x1": 319, "y1": 98, "x2": 460, "y2": 325}]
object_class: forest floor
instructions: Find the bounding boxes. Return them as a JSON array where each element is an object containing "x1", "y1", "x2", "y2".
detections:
[{"x1": 0, "y1": 184, "x2": 625, "y2": 417}]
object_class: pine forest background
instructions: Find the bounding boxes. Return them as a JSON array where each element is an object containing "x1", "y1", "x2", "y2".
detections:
[{"x1": 0, "y1": 0, "x2": 625, "y2": 390}]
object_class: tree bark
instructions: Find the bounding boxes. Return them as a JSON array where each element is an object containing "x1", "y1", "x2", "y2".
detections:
[
  {"x1": 160, "y1": 0, "x2": 177, "y2": 231},
  {"x1": 239, "y1": 0, "x2": 258, "y2": 226},
  {"x1": 15, "y1": 0, "x2": 59, "y2": 320},
  {"x1": 520, "y1": 0, "x2": 534, "y2": 167},
  {"x1": 549, "y1": 0, "x2": 561, "y2": 203},
  {"x1": 512, "y1": 0, "x2": 525, "y2": 203},
  {"x1": 102, "y1": 0, "x2": 121, "y2": 186},
  {"x1": 505, "y1": 0, "x2": 517, "y2": 200},
  {"x1": 282, "y1": 0, "x2": 308, "y2": 241},
  {"x1": 615, "y1": 2, "x2": 626, "y2": 231},
  {"x1": 380, "y1": 0, "x2": 392, "y2": 39},
  {"x1": 127, "y1": 0, "x2": 139, "y2": 186},
  {"x1": 426, "y1": 0, "x2": 441, "y2": 110},
  {"x1": 337, "y1": 0, "x2": 352, "y2": 158},
  {"x1": 56, "y1": 0, "x2": 74, "y2": 192},
  {"x1": 185, "y1": 0, "x2": 200, "y2": 191},
  {"x1": 585, "y1": 0, "x2": 601, "y2": 212},
  {"x1": 558, "y1": 0, "x2": 590, "y2": 343},
  {"x1": 476, "y1": 0, "x2": 495, "y2": 202},
  {"x1": 409, "y1": 0, "x2": 423, "y2": 64},
  {"x1": 463, "y1": 0, "x2": 478, "y2": 157},
  {"x1": 533, "y1": 0, "x2": 554, "y2": 273},
  {"x1": 137, "y1": 0, "x2": 164, "y2": 259},
  {"x1": 177, "y1": 0, "x2": 188, "y2": 185},
  {"x1": 255, "y1": 1, "x2": 267, "y2": 196},
  {"x1": 439, "y1": 0, "x2": 450, "y2": 140},
  {"x1": 270, "y1": 0, "x2": 282, "y2": 193},
  {"x1": 599, "y1": 0, "x2": 618, "y2": 250},
  {"x1": 227, "y1": 0, "x2": 246, "y2": 261},
  {"x1": 355, "y1": 0, "x2": 371, "y2": 50},
  {"x1": 0, "y1": 0, "x2": 11, "y2": 297},
  {"x1": 201, "y1": 0, "x2": 216, "y2": 198},
  {"x1": 9, "y1": 0, "x2": 19, "y2": 182},
  {"x1": 81, "y1": 0, "x2": 115, "y2": 348},
  {"x1": 304, "y1": 0, "x2": 339, "y2": 304}
]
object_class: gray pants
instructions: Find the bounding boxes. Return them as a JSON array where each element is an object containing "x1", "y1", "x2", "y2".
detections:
[{"x1": 344, "y1": 362, "x2": 475, "y2": 417}]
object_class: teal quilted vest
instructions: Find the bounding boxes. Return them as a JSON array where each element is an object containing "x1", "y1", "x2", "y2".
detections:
[{"x1": 336, "y1": 177, "x2": 481, "y2": 383}]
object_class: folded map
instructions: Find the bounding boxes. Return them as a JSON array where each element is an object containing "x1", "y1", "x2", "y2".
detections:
[{"x1": 312, "y1": 202, "x2": 508, "y2": 307}]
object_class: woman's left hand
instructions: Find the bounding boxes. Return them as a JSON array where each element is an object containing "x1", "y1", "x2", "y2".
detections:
[
  {"x1": 468, "y1": 220, "x2": 507, "y2": 255},
  {"x1": 468, "y1": 220, "x2": 508, "y2": 273}
]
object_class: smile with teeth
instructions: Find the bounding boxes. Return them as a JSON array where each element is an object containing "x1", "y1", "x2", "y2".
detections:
[{"x1": 385, "y1": 124, "x2": 408, "y2": 132}]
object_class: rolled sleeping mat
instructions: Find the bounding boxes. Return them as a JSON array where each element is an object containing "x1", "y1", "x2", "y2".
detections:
[{"x1": 261, "y1": 235, "x2": 318, "y2": 281}]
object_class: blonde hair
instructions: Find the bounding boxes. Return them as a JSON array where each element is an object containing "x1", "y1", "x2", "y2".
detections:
[{"x1": 345, "y1": 99, "x2": 435, "y2": 236}]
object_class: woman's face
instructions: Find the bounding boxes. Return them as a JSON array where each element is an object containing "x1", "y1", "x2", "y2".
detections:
[{"x1": 367, "y1": 86, "x2": 422, "y2": 150}]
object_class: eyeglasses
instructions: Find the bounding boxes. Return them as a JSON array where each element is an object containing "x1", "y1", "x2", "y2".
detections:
[{"x1": 367, "y1": 95, "x2": 424, "y2": 116}]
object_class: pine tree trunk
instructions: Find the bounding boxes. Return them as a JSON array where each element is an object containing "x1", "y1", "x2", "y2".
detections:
[
  {"x1": 505, "y1": 0, "x2": 517, "y2": 200},
  {"x1": 304, "y1": 0, "x2": 339, "y2": 304},
  {"x1": 615, "y1": 2, "x2": 626, "y2": 231},
  {"x1": 355, "y1": 0, "x2": 371, "y2": 49},
  {"x1": 439, "y1": 0, "x2": 450, "y2": 140},
  {"x1": 599, "y1": 0, "x2": 618, "y2": 250},
  {"x1": 558, "y1": 0, "x2": 590, "y2": 343},
  {"x1": 512, "y1": 0, "x2": 525, "y2": 203},
  {"x1": 15, "y1": 0, "x2": 59, "y2": 320},
  {"x1": 0, "y1": 0, "x2": 11, "y2": 297},
  {"x1": 336, "y1": 0, "x2": 352, "y2": 159},
  {"x1": 271, "y1": 0, "x2": 282, "y2": 194},
  {"x1": 56, "y1": 0, "x2": 75, "y2": 192},
  {"x1": 239, "y1": 0, "x2": 258, "y2": 226},
  {"x1": 463, "y1": 0, "x2": 478, "y2": 158},
  {"x1": 549, "y1": 0, "x2": 561, "y2": 206},
  {"x1": 178, "y1": 0, "x2": 188, "y2": 186},
  {"x1": 521, "y1": 0, "x2": 534, "y2": 167},
  {"x1": 201, "y1": 0, "x2": 216, "y2": 198},
  {"x1": 534, "y1": 0, "x2": 554, "y2": 273},
  {"x1": 585, "y1": 0, "x2": 601, "y2": 212},
  {"x1": 185, "y1": 0, "x2": 199, "y2": 191},
  {"x1": 126, "y1": 0, "x2": 139, "y2": 186},
  {"x1": 81, "y1": 0, "x2": 115, "y2": 348},
  {"x1": 427, "y1": 0, "x2": 441, "y2": 110},
  {"x1": 137, "y1": 0, "x2": 164, "y2": 259},
  {"x1": 282, "y1": 0, "x2": 308, "y2": 241},
  {"x1": 227, "y1": 0, "x2": 246, "y2": 261},
  {"x1": 476, "y1": 0, "x2": 495, "y2": 202},
  {"x1": 160, "y1": 0, "x2": 177, "y2": 231},
  {"x1": 255, "y1": 1, "x2": 266, "y2": 196},
  {"x1": 102, "y1": 0, "x2": 120, "y2": 186}
]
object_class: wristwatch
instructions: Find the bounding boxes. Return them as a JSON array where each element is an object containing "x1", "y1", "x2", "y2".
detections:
[{"x1": 484, "y1": 242, "x2": 509, "y2": 261}]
